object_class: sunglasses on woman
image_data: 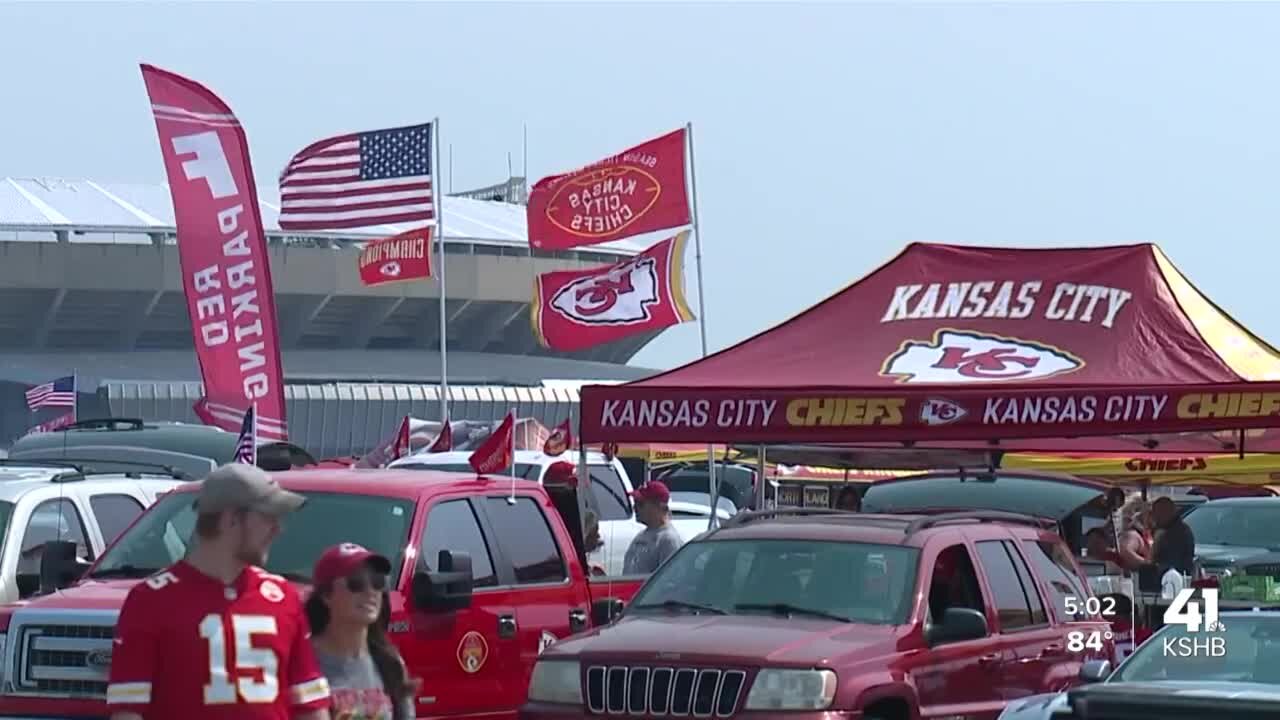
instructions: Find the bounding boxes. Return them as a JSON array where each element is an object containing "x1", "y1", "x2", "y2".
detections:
[{"x1": 341, "y1": 573, "x2": 388, "y2": 593}]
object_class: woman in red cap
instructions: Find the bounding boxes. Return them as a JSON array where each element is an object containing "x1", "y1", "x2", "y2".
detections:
[{"x1": 305, "y1": 543, "x2": 415, "y2": 720}]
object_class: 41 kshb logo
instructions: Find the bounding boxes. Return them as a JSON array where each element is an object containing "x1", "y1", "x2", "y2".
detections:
[{"x1": 1162, "y1": 588, "x2": 1227, "y2": 658}]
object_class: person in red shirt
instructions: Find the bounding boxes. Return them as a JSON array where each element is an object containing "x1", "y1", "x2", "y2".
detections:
[{"x1": 107, "y1": 463, "x2": 332, "y2": 720}]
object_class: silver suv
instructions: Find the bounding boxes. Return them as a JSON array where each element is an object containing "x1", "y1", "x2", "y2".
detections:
[{"x1": 0, "y1": 461, "x2": 184, "y2": 603}]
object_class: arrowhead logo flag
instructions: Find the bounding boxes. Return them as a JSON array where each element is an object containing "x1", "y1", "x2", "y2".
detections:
[
  {"x1": 527, "y1": 128, "x2": 690, "y2": 250},
  {"x1": 543, "y1": 419, "x2": 574, "y2": 457},
  {"x1": 141, "y1": 64, "x2": 288, "y2": 441},
  {"x1": 532, "y1": 232, "x2": 694, "y2": 351},
  {"x1": 469, "y1": 412, "x2": 515, "y2": 474}
]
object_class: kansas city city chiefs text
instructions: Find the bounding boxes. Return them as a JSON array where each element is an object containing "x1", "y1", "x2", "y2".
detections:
[{"x1": 881, "y1": 281, "x2": 1134, "y2": 329}]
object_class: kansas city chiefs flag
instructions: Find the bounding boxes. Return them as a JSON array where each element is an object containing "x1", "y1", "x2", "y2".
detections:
[
  {"x1": 527, "y1": 129, "x2": 690, "y2": 250},
  {"x1": 532, "y1": 232, "x2": 694, "y2": 351}
]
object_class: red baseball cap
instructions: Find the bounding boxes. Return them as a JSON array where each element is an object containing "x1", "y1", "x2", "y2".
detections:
[
  {"x1": 544, "y1": 461, "x2": 577, "y2": 486},
  {"x1": 312, "y1": 543, "x2": 392, "y2": 587},
  {"x1": 630, "y1": 480, "x2": 671, "y2": 504}
]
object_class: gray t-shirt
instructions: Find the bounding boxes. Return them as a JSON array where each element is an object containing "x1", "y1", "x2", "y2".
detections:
[
  {"x1": 313, "y1": 643, "x2": 414, "y2": 720},
  {"x1": 623, "y1": 523, "x2": 683, "y2": 575}
]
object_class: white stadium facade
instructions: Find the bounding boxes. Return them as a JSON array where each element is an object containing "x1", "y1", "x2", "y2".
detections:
[{"x1": 0, "y1": 176, "x2": 663, "y2": 456}]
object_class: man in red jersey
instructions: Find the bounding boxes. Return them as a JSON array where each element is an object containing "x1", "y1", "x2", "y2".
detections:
[{"x1": 107, "y1": 463, "x2": 332, "y2": 720}]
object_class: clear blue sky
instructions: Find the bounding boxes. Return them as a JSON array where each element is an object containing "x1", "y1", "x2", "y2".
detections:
[{"x1": 4, "y1": 2, "x2": 1280, "y2": 371}]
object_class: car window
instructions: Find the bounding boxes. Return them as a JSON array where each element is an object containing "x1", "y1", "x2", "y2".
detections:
[
  {"x1": 1004, "y1": 541, "x2": 1047, "y2": 625},
  {"x1": 1023, "y1": 539, "x2": 1092, "y2": 621},
  {"x1": 976, "y1": 540, "x2": 1045, "y2": 631},
  {"x1": 420, "y1": 499, "x2": 498, "y2": 587},
  {"x1": 585, "y1": 464, "x2": 631, "y2": 521},
  {"x1": 18, "y1": 498, "x2": 93, "y2": 595},
  {"x1": 632, "y1": 539, "x2": 919, "y2": 625},
  {"x1": 926, "y1": 544, "x2": 988, "y2": 628},
  {"x1": 90, "y1": 494, "x2": 145, "y2": 546},
  {"x1": 483, "y1": 497, "x2": 567, "y2": 584}
]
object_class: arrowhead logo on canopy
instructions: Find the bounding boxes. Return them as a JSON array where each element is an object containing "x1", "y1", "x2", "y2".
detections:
[{"x1": 882, "y1": 330, "x2": 1083, "y2": 383}]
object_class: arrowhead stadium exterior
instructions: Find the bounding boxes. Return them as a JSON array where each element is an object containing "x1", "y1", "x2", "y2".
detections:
[{"x1": 0, "y1": 176, "x2": 662, "y2": 455}]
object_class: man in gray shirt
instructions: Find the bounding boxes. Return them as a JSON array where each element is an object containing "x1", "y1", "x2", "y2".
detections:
[{"x1": 623, "y1": 481, "x2": 683, "y2": 575}]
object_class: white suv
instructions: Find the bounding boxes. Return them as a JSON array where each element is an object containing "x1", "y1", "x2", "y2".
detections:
[{"x1": 0, "y1": 462, "x2": 184, "y2": 603}]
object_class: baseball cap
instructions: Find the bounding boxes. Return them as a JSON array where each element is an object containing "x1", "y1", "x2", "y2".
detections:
[
  {"x1": 313, "y1": 543, "x2": 393, "y2": 587},
  {"x1": 630, "y1": 480, "x2": 671, "y2": 504},
  {"x1": 194, "y1": 463, "x2": 306, "y2": 516}
]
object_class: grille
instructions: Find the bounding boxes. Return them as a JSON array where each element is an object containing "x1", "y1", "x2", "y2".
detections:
[
  {"x1": 14, "y1": 622, "x2": 115, "y2": 698},
  {"x1": 586, "y1": 665, "x2": 747, "y2": 717}
]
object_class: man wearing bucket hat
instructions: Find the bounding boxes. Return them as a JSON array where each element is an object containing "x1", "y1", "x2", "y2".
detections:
[
  {"x1": 622, "y1": 480, "x2": 684, "y2": 575},
  {"x1": 108, "y1": 464, "x2": 332, "y2": 720}
]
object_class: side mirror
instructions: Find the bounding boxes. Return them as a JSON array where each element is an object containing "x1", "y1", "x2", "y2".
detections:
[
  {"x1": 39, "y1": 540, "x2": 88, "y2": 594},
  {"x1": 1078, "y1": 659, "x2": 1112, "y2": 683},
  {"x1": 591, "y1": 597, "x2": 624, "y2": 626},
  {"x1": 412, "y1": 550, "x2": 474, "y2": 612},
  {"x1": 925, "y1": 608, "x2": 989, "y2": 646}
]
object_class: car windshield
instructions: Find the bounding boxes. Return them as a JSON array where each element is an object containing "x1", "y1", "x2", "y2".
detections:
[
  {"x1": 0, "y1": 500, "x2": 13, "y2": 558},
  {"x1": 1112, "y1": 616, "x2": 1280, "y2": 683},
  {"x1": 629, "y1": 539, "x2": 919, "y2": 624},
  {"x1": 90, "y1": 490, "x2": 417, "y2": 583},
  {"x1": 1184, "y1": 505, "x2": 1280, "y2": 549}
]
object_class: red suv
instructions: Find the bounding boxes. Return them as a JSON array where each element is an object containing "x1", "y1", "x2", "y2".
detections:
[{"x1": 522, "y1": 472, "x2": 1114, "y2": 720}]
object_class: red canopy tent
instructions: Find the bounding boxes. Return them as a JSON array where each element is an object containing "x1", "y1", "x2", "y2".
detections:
[{"x1": 580, "y1": 243, "x2": 1280, "y2": 453}]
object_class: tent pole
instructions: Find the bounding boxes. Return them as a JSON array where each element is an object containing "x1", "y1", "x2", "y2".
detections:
[{"x1": 756, "y1": 445, "x2": 767, "y2": 510}]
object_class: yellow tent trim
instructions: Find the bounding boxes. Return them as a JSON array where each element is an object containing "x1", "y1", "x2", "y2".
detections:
[
  {"x1": 1152, "y1": 245, "x2": 1280, "y2": 381},
  {"x1": 1003, "y1": 451, "x2": 1280, "y2": 486}
]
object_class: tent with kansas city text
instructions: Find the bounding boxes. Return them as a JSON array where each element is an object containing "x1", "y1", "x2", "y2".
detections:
[{"x1": 579, "y1": 242, "x2": 1280, "y2": 455}]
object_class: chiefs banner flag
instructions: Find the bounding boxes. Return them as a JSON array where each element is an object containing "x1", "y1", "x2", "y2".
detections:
[
  {"x1": 358, "y1": 227, "x2": 432, "y2": 286},
  {"x1": 470, "y1": 411, "x2": 515, "y2": 474},
  {"x1": 141, "y1": 64, "x2": 288, "y2": 440},
  {"x1": 532, "y1": 232, "x2": 694, "y2": 351},
  {"x1": 527, "y1": 129, "x2": 690, "y2": 250}
]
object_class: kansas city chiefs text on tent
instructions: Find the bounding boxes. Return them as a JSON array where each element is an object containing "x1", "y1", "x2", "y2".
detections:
[
  {"x1": 881, "y1": 280, "x2": 1134, "y2": 329},
  {"x1": 600, "y1": 399, "x2": 778, "y2": 429}
]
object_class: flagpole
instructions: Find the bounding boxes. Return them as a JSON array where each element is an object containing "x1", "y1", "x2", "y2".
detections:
[
  {"x1": 71, "y1": 369, "x2": 78, "y2": 423},
  {"x1": 508, "y1": 410, "x2": 517, "y2": 502},
  {"x1": 686, "y1": 122, "x2": 718, "y2": 530},
  {"x1": 433, "y1": 117, "x2": 450, "y2": 424},
  {"x1": 251, "y1": 402, "x2": 259, "y2": 466}
]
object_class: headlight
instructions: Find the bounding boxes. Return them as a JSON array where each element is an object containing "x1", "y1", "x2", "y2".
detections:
[
  {"x1": 527, "y1": 660, "x2": 582, "y2": 705},
  {"x1": 744, "y1": 668, "x2": 837, "y2": 710}
]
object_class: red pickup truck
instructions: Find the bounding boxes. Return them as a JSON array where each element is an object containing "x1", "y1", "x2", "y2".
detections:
[{"x1": 0, "y1": 468, "x2": 643, "y2": 719}]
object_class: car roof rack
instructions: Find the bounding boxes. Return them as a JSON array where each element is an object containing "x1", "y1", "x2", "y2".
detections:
[
  {"x1": 903, "y1": 510, "x2": 1056, "y2": 536},
  {"x1": 720, "y1": 507, "x2": 857, "y2": 528},
  {"x1": 0, "y1": 457, "x2": 190, "y2": 481}
]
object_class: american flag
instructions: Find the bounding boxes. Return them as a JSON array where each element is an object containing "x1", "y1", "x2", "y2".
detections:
[
  {"x1": 278, "y1": 123, "x2": 435, "y2": 231},
  {"x1": 234, "y1": 405, "x2": 257, "y2": 465},
  {"x1": 26, "y1": 376, "x2": 76, "y2": 410}
]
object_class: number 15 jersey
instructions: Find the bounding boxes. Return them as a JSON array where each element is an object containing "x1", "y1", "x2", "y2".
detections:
[{"x1": 107, "y1": 561, "x2": 332, "y2": 719}]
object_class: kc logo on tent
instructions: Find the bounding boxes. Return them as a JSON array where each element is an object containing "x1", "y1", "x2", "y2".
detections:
[
  {"x1": 920, "y1": 398, "x2": 968, "y2": 425},
  {"x1": 882, "y1": 330, "x2": 1082, "y2": 383},
  {"x1": 551, "y1": 256, "x2": 659, "y2": 325}
]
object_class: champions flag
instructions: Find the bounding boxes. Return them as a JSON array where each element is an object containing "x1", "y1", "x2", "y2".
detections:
[{"x1": 278, "y1": 123, "x2": 435, "y2": 231}]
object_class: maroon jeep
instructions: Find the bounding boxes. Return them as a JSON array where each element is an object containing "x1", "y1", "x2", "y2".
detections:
[{"x1": 520, "y1": 471, "x2": 1115, "y2": 720}]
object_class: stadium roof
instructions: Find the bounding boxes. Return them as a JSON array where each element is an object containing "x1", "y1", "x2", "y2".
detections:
[{"x1": 0, "y1": 176, "x2": 663, "y2": 253}]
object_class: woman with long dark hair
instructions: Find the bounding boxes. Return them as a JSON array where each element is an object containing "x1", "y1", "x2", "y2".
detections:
[{"x1": 306, "y1": 543, "x2": 415, "y2": 720}]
